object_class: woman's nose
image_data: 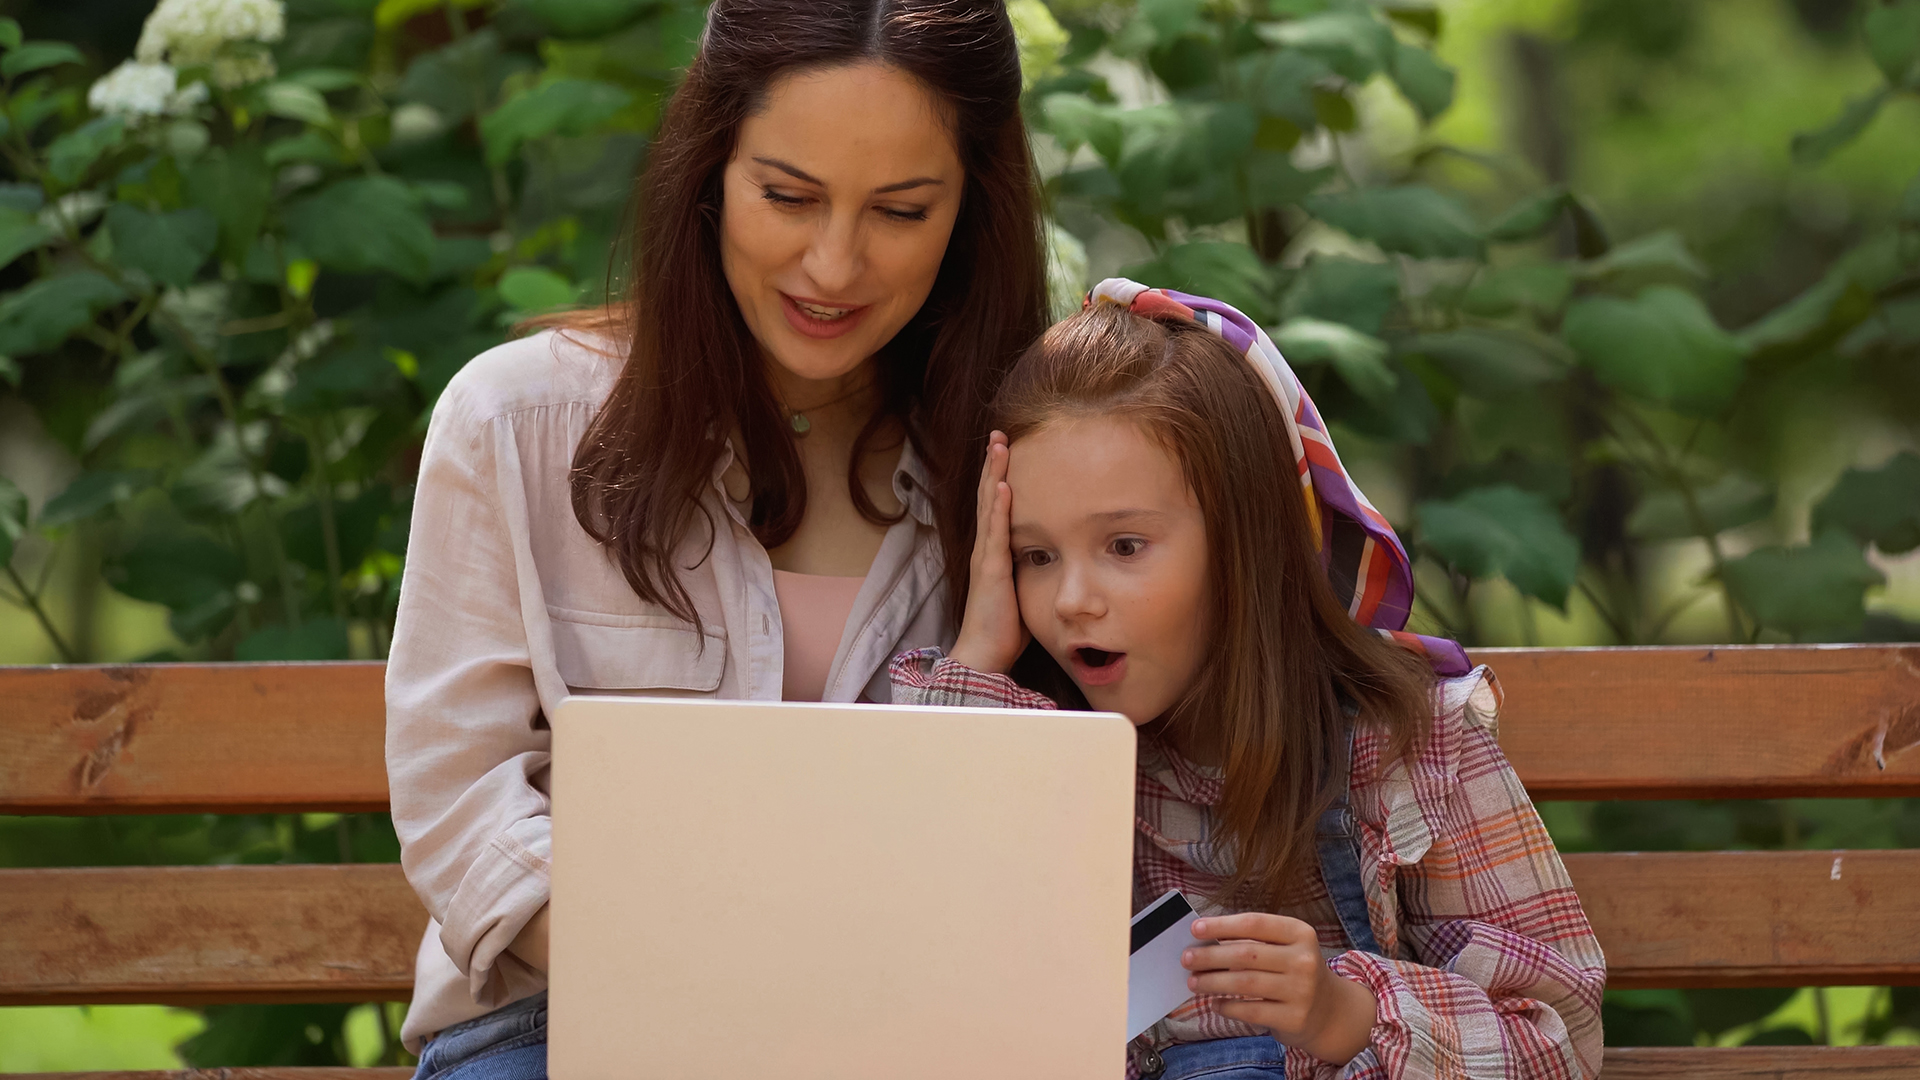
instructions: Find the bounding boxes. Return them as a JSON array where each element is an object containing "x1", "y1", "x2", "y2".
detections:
[{"x1": 800, "y1": 209, "x2": 864, "y2": 295}]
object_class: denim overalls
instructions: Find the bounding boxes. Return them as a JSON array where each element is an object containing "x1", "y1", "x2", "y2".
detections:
[
  {"x1": 1128, "y1": 727, "x2": 1381, "y2": 1080},
  {"x1": 411, "y1": 739, "x2": 1380, "y2": 1080}
]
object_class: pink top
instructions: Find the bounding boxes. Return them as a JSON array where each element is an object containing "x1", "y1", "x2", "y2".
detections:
[{"x1": 772, "y1": 570, "x2": 867, "y2": 702}]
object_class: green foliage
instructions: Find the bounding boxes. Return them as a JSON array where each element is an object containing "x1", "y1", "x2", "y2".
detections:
[{"x1": 1417, "y1": 485, "x2": 1581, "y2": 608}]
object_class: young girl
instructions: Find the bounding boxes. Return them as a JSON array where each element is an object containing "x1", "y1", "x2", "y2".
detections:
[{"x1": 891, "y1": 280, "x2": 1605, "y2": 1080}]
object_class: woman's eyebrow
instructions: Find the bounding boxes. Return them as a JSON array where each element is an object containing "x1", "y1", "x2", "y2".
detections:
[{"x1": 751, "y1": 156, "x2": 944, "y2": 195}]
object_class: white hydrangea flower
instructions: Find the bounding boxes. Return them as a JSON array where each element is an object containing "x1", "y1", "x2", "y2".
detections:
[
  {"x1": 87, "y1": 60, "x2": 211, "y2": 118},
  {"x1": 136, "y1": 0, "x2": 286, "y2": 86}
]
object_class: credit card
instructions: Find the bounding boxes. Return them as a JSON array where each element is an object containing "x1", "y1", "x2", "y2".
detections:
[{"x1": 1127, "y1": 889, "x2": 1200, "y2": 1039}]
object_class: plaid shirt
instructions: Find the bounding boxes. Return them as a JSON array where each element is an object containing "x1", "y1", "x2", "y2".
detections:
[{"x1": 890, "y1": 650, "x2": 1605, "y2": 1080}]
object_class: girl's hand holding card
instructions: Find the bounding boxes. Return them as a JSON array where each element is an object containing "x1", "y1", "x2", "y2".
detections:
[
  {"x1": 949, "y1": 431, "x2": 1029, "y2": 675},
  {"x1": 1182, "y1": 913, "x2": 1379, "y2": 1066}
]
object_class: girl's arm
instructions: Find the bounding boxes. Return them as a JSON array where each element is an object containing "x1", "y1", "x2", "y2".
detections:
[{"x1": 1300, "y1": 672, "x2": 1607, "y2": 1080}]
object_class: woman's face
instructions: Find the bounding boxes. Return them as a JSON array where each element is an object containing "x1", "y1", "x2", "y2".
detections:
[
  {"x1": 720, "y1": 62, "x2": 965, "y2": 394},
  {"x1": 1007, "y1": 414, "x2": 1213, "y2": 725}
]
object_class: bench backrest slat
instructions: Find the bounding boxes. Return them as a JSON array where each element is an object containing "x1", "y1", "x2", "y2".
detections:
[{"x1": 3, "y1": 645, "x2": 1917, "y2": 814}]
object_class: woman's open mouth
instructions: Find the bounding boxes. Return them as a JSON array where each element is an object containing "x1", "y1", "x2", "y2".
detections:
[
  {"x1": 780, "y1": 292, "x2": 871, "y2": 340},
  {"x1": 1069, "y1": 646, "x2": 1127, "y2": 687}
]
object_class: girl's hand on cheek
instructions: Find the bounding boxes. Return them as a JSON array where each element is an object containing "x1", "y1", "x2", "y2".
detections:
[
  {"x1": 949, "y1": 432, "x2": 1030, "y2": 675},
  {"x1": 1183, "y1": 913, "x2": 1379, "y2": 1066}
]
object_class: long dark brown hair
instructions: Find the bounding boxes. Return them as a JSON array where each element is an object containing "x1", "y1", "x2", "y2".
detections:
[
  {"x1": 995, "y1": 304, "x2": 1435, "y2": 907},
  {"x1": 561, "y1": 0, "x2": 1047, "y2": 622}
]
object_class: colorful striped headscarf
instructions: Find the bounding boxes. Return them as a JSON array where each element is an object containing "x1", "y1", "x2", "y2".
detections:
[{"x1": 1086, "y1": 278, "x2": 1470, "y2": 678}]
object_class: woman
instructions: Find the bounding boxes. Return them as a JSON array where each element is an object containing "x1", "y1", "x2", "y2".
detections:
[{"x1": 384, "y1": 0, "x2": 1047, "y2": 1071}]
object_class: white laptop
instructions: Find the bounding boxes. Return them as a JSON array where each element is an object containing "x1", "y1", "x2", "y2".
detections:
[{"x1": 547, "y1": 696, "x2": 1138, "y2": 1080}]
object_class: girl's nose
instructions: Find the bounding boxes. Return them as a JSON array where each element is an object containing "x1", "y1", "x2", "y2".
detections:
[{"x1": 1053, "y1": 562, "x2": 1106, "y2": 621}]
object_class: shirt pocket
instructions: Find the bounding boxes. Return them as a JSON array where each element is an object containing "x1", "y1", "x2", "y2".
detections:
[{"x1": 546, "y1": 605, "x2": 727, "y2": 692}]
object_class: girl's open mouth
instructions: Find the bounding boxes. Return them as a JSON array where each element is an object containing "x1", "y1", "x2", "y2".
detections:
[{"x1": 1069, "y1": 647, "x2": 1127, "y2": 687}]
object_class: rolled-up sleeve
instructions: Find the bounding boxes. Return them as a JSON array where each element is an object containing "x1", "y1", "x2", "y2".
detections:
[{"x1": 385, "y1": 382, "x2": 555, "y2": 1010}]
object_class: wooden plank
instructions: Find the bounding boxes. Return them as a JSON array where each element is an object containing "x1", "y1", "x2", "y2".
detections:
[
  {"x1": 0, "y1": 663, "x2": 387, "y2": 815},
  {"x1": 1566, "y1": 850, "x2": 1920, "y2": 988},
  {"x1": 1599, "y1": 1046, "x2": 1920, "y2": 1079},
  {"x1": 1, "y1": 646, "x2": 1915, "y2": 812},
  {"x1": 0, "y1": 864, "x2": 420, "y2": 1006},
  {"x1": 1481, "y1": 644, "x2": 1920, "y2": 800},
  {"x1": 5, "y1": 853, "x2": 1917, "y2": 1005}
]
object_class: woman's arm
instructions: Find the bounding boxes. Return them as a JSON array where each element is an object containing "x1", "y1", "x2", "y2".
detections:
[
  {"x1": 386, "y1": 379, "x2": 556, "y2": 1005},
  {"x1": 1290, "y1": 675, "x2": 1607, "y2": 1080}
]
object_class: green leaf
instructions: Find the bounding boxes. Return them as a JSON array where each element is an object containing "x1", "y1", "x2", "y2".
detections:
[
  {"x1": 1721, "y1": 531, "x2": 1884, "y2": 638},
  {"x1": 1042, "y1": 93, "x2": 1124, "y2": 163},
  {"x1": 1122, "y1": 241, "x2": 1274, "y2": 323},
  {"x1": 1486, "y1": 187, "x2": 1569, "y2": 242},
  {"x1": 0, "y1": 272, "x2": 128, "y2": 356},
  {"x1": 1791, "y1": 89, "x2": 1888, "y2": 165},
  {"x1": 1864, "y1": 0, "x2": 1920, "y2": 85},
  {"x1": 185, "y1": 145, "x2": 272, "y2": 265},
  {"x1": 0, "y1": 41, "x2": 82, "y2": 79},
  {"x1": 397, "y1": 29, "x2": 527, "y2": 127},
  {"x1": 1812, "y1": 450, "x2": 1920, "y2": 554},
  {"x1": 1256, "y1": 12, "x2": 1394, "y2": 83},
  {"x1": 0, "y1": 18, "x2": 22, "y2": 51},
  {"x1": 1417, "y1": 484, "x2": 1581, "y2": 608},
  {"x1": 1281, "y1": 255, "x2": 1398, "y2": 335},
  {"x1": 1240, "y1": 48, "x2": 1335, "y2": 128},
  {"x1": 0, "y1": 474, "x2": 26, "y2": 565},
  {"x1": 1460, "y1": 263, "x2": 1573, "y2": 318},
  {"x1": 1562, "y1": 286, "x2": 1747, "y2": 414},
  {"x1": 46, "y1": 116, "x2": 127, "y2": 187},
  {"x1": 38, "y1": 470, "x2": 154, "y2": 529},
  {"x1": 0, "y1": 356, "x2": 18, "y2": 387},
  {"x1": 0, "y1": 205, "x2": 54, "y2": 269},
  {"x1": 259, "y1": 81, "x2": 332, "y2": 125},
  {"x1": 1575, "y1": 230, "x2": 1708, "y2": 291},
  {"x1": 1388, "y1": 40, "x2": 1454, "y2": 121},
  {"x1": 1303, "y1": 185, "x2": 1483, "y2": 260},
  {"x1": 1271, "y1": 316, "x2": 1396, "y2": 402},
  {"x1": 1402, "y1": 327, "x2": 1572, "y2": 396},
  {"x1": 480, "y1": 79, "x2": 634, "y2": 167},
  {"x1": 504, "y1": 0, "x2": 659, "y2": 37},
  {"x1": 498, "y1": 265, "x2": 577, "y2": 314},
  {"x1": 1627, "y1": 473, "x2": 1775, "y2": 541},
  {"x1": 103, "y1": 530, "x2": 243, "y2": 614},
  {"x1": 1244, "y1": 150, "x2": 1331, "y2": 213},
  {"x1": 106, "y1": 204, "x2": 218, "y2": 287},
  {"x1": 235, "y1": 617, "x2": 353, "y2": 661},
  {"x1": 283, "y1": 176, "x2": 436, "y2": 284}
]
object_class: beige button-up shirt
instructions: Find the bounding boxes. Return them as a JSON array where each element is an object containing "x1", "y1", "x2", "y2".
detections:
[{"x1": 385, "y1": 330, "x2": 954, "y2": 1049}]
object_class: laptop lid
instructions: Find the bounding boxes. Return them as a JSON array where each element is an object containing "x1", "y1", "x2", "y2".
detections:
[{"x1": 547, "y1": 696, "x2": 1136, "y2": 1080}]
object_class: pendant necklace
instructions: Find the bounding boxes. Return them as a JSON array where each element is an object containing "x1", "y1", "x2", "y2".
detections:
[{"x1": 781, "y1": 380, "x2": 874, "y2": 437}]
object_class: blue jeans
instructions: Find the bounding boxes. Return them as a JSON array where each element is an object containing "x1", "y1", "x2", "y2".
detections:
[
  {"x1": 1154, "y1": 1035, "x2": 1286, "y2": 1079},
  {"x1": 412, "y1": 991, "x2": 548, "y2": 1080}
]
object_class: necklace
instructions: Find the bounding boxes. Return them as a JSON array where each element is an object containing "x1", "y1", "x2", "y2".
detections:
[{"x1": 779, "y1": 379, "x2": 874, "y2": 437}]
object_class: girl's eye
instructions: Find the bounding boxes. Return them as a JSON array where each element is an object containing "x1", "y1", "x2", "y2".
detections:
[
  {"x1": 1111, "y1": 537, "x2": 1146, "y2": 558},
  {"x1": 1017, "y1": 549, "x2": 1054, "y2": 569},
  {"x1": 879, "y1": 206, "x2": 929, "y2": 222},
  {"x1": 761, "y1": 188, "x2": 808, "y2": 208}
]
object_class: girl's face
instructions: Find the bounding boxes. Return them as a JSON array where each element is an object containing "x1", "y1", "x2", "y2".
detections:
[
  {"x1": 1007, "y1": 414, "x2": 1212, "y2": 725},
  {"x1": 719, "y1": 62, "x2": 965, "y2": 398}
]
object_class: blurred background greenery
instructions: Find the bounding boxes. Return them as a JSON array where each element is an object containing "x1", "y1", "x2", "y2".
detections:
[{"x1": 0, "y1": 0, "x2": 1916, "y2": 1066}]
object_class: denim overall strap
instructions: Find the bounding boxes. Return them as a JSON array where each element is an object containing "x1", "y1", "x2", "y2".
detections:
[{"x1": 1314, "y1": 723, "x2": 1381, "y2": 956}]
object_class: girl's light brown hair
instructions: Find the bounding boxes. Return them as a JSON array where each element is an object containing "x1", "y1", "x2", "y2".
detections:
[
  {"x1": 995, "y1": 303, "x2": 1434, "y2": 907},
  {"x1": 548, "y1": 0, "x2": 1047, "y2": 623}
]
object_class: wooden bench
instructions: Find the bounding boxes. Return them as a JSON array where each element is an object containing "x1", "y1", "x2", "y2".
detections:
[{"x1": 2, "y1": 644, "x2": 1917, "y2": 1078}]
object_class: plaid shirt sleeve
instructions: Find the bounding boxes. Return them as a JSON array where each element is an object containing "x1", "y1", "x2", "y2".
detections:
[
  {"x1": 887, "y1": 647, "x2": 1061, "y2": 710},
  {"x1": 1289, "y1": 670, "x2": 1607, "y2": 1080}
]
